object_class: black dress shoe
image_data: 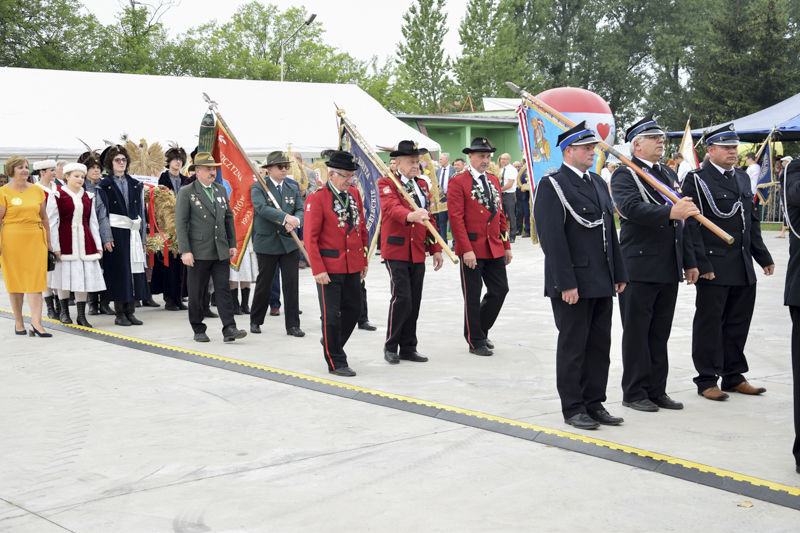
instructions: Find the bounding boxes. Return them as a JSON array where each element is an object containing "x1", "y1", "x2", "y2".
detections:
[
  {"x1": 329, "y1": 366, "x2": 357, "y2": 377},
  {"x1": 796, "y1": 465, "x2": 800, "y2": 475},
  {"x1": 469, "y1": 346, "x2": 493, "y2": 356},
  {"x1": 250, "y1": 324, "x2": 261, "y2": 334},
  {"x1": 485, "y1": 338, "x2": 495, "y2": 349},
  {"x1": 164, "y1": 298, "x2": 180, "y2": 311},
  {"x1": 358, "y1": 321, "x2": 377, "y2": 331},
  {"x1": 177, "y1": 300, "x2": 188, "y2": 311},
  {"x1": 384, "y1": 350, "x2": 399, "y2": 365},
  {"x1": 652, "y1": 394, "x2": 684, "y2": 410},
  {"x1": 589, "y1": 409, "x2": 624, "y2": 426},
  {"x1": 204, "y1": 308, "x2": 219, "y2": 318},
  {"x1": 286, "y1": 327, "x2": 305, "y2": 337},
  {"x1": 564, "y1": 413, "x2": 599, "y2": 430},
  {"x1": 622, "y1": 399, "x2": 659, "y2": 412},
  {"x1": 143, "y1": 296, "x2": 161, "y2": 308},
  {"x1": 223, "y1": 327, "x2": 247, "y2": 342},
  {"x1": 194, "y1": 332, "x2": 210, "y2": 342},
  {"x1": 399, "y1": 352, "x2": 428, "y2": 362}
]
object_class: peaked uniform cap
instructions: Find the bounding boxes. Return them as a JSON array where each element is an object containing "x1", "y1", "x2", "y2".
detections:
[
  {"x1": 557, "y1": 121, "x2": 600, "y2": 150},
  {"x1": 704, "y1": 124, "x2": 740, "y2": 146},
  {"x1": 625, "y1": 114, "x2": 665, "y2": 143}
]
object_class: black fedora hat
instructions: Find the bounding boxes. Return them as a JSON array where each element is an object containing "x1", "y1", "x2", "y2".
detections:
[
  {"x1": 326, "y1": 150, "x2": 360, "y2": 172},
  {"x1": 261, "y1": 150, "x2": 290, "y2": 168},
  {"x1": 390, "y1": 140, "x2": 429, "y2": 157},
  {"x1": 462, "y1": 137, "x2": 497, "y2": 154}
]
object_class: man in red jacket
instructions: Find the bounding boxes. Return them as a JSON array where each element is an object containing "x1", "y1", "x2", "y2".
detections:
[
  {"x1": 305, "y1": 151, "x2": 369, "y2": 377},
  {"x1": 448, "y1": 138, "x2": 513, "y2": 356},
  {"x1": 378, "y1": 140, "x2": 444, "y2": 365}
]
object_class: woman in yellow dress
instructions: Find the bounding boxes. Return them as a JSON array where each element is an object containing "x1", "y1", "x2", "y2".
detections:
[{"x1": 0, "y1": 156, "x2": 53, "y2": 337}]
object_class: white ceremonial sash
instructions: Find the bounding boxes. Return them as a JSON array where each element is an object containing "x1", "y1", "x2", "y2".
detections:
[{"x1": 109, "y1": 214, "x2": 145, "y2": 274}]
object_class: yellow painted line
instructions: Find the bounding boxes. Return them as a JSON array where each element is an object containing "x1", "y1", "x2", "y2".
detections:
[{"x1": 5, "y1": 308, "x2": 800, "y2": 497}]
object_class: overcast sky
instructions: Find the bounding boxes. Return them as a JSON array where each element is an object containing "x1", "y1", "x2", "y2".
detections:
[{"x1": 79, "y1": 0, "x2": 470, "y2": 65}]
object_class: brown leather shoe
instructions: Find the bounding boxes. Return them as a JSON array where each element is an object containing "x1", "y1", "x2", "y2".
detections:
[
  {"x1": 724, "y1": 381, "x2": 766, "y2": 395},
  {"x1": 270, "y1": 307, "x2": 280, "y2": 316},
  {"x1": 698, "y1": 386, "x2": 729, "y2": 401}
]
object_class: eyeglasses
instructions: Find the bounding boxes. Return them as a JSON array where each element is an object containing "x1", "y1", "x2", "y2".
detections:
[
  {"x1": 275, "y1": 164, "x2": 290, "y2": 170},
  {"x1": 113, "y1": 157, "x2": 127, "y2": 163},
  {"x1": 331, "y1": 170, "x2": 356, "y2": 180}
]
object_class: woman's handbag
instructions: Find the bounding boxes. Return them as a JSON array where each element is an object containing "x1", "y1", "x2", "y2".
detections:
[{"x1": 47, "y1": 251, "x2": 57, "y2": 272}]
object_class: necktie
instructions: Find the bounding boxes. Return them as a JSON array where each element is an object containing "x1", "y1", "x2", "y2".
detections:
[
  {"x1": 479, "y1": 175, "x2": 494, "y2": 211},
  {"x1": 583, "y1": 173, "x2": 592, "y2": 185},
  {"x1": 277, "y1": 183, "x2": 283, "y2": 196},
  {"x1": 724, "y1": 169, "x2": 734, "y2": 179}
]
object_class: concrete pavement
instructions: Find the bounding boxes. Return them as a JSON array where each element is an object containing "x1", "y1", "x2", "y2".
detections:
[{"x1": 1, "y1": 230, "x2": 798, "y2": 531}]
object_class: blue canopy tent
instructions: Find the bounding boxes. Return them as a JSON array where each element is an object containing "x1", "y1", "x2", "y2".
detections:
[{"x1": 666, "y1": 92, "x2": 800, "y2": 142}]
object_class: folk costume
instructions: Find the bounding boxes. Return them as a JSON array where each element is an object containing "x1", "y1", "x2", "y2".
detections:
[
  {"x1": 533, "y1": 122, "x2": 628, "y2": 429},
  {"x1": 781, "y1": 156, "x2": 800, "y2": 471},
  {"x1": 682, "y1": 125, "x2": 773, "y2": 398},
  {"x1": 150, "y1": 145, "x2": 188, "y2": 311},
  {"x1": 95, "y1": 144, "x2": 148, "y2": 326},
  {"x1": 175, "y1": 153, "x2": 245, "y2": 342},
  {"x1": 448, "y1": 137, "x2": 511, "y2": 355},
  {"x1": 610, "y1": 115, "x2": 695, "y2": 411},
  {"x1": 34, "y1": 159, "x2": 62, "y2": 318},
  {"x1": 47, "y1": 164, "x2": 107, "y2": 327},
  {"x1": 249, "y1": 151, "x2": 305, "y2": 336},
  {"x1": 305, "y1": 151, "x2": 369, "y2": 376},
  {"x1": 78, "y1": 151, "x2": 114, "y2": 316},
  {"x1": 379, "y1": 140, "x2": 442, "y2": 363}
]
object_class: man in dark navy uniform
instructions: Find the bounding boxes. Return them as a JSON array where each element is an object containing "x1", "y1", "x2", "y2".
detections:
[
  {"x1": 533, "y1": 121, "x2": 628, "y2": 430},
  {"x1": 682, "y1": 124, "x2": 774, "y2": 401},
  {"x1": 781, "y1": 156, "x2": 800, "y2": 475},
  {"x1": 611, "y1": 114, "x2": 700, "y2": 412}
]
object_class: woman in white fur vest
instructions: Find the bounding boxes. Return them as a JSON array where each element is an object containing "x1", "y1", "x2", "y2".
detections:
[{"x1": 47, "y1": 163, "x2": 107, "y2": 327}]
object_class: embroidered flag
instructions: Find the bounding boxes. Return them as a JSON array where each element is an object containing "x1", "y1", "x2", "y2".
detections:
[
  {"x1": 211, "y1": 121, "x2": 257, "y2": 269},
  {"x1": 755, "y1": 138, "x2": 774, "y2": 205},
  {"x1": 340, "y1": 124, "x2": 381, "y2": 246}
]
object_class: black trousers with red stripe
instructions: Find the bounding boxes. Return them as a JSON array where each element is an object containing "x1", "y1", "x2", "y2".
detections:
[
  {"x1": 459, "y1": 256, "x2": 508, "y2": 349},
  {"x1": 384, "y1": 259, "x2": 425, "y2": 354},
  {"x1": 317, "y1": 272, "x2": 362, "y2": 371}
]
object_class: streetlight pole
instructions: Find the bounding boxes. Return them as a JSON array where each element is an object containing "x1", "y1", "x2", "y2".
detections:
[{"x1": 280, "y1": 13, "x2": 317, "y2": 82}]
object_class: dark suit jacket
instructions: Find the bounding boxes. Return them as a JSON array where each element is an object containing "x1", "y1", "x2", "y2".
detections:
[
  {"x1": 533, "y1": 164, "x2": 628, "y2": 298},
  {"x1": 250, "y1": 177, "x2": 304, "y2": 255},
  {"x1": 175, "y1": 179, "x2": 236, "y2": 261},
  {"x1": 681, "y1": 162, "x2": 773, "y2": 286},
  {"x1": 610, "y1": 157, "x2": 695, "y2": 284},
  {"x1": 784, "y1": 159, "x2": 800, "y2": 306}
]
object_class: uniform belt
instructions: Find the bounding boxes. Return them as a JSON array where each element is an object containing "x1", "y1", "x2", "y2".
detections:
[{"x1": 109, "y1": 214, "x2": 145, "y2": 274}]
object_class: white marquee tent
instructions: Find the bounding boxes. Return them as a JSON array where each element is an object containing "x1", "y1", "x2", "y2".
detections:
[{"x1": 0, "y1": 67, "x2": 439, "y2": 162}]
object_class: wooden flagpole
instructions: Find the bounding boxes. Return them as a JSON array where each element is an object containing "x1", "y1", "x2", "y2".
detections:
[
  {"x1": 506, "y1": 82, "x2": 734, "y2": 245},
  {"x1": 203, "y1": 93, "x2": 311, "y2": 264},
  {"x1": 335, "y1": 105, "x2": 458, "y2": 264}
]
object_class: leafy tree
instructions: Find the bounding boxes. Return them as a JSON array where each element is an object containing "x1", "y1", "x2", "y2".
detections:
[
  {"x1": 396, "y1": 0, "x2": 452, "y2": 114},
  {"x1": 0, "y1": 0, "x2": 106, "y2": 71}
]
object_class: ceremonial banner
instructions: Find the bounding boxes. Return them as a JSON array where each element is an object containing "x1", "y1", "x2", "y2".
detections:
[
  {"x1": 755, "y1": 137, "x2": 774, "y2": 204},
  {"x1": 678, "y1": 120, "x2": 700, "y2": 169},
  {"x1": 211, "y1": 122, "x2": 257, "y2": 269},
  {"x1": 517, "y1": 103, "x2": 603, "y2": 191},
  {"x1": 340, "y1": 124, "x2": 381, "y2": 246}
]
